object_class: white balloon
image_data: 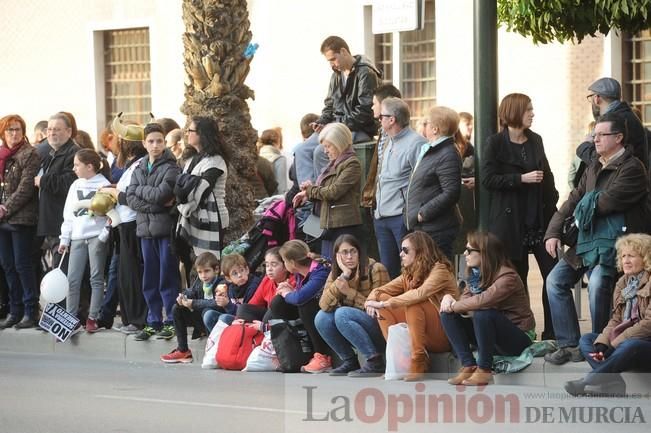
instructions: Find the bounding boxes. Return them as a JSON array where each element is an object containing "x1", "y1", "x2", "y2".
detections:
[{"x1": 40, "y1": 268, "x2": 69, "y2": 303}]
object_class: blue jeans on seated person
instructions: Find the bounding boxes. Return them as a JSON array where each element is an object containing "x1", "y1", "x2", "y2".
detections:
[
  {"x1": 546, "y1": 259, "x2": 615, "y2": 347},
  {"x1": 579, "y1": 332, "x2": 651, "y2": 384},
  {"x1": 314, "y1": 307, "x2": 386, "y2": 362},
  {"x1": 202, "y1": 309, "x2": 235, "y2": 332},
  {"x1": 440, "y1": 309, "x2": 533, "y2": 371}
]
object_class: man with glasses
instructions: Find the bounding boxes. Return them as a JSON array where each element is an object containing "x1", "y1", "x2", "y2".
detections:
[
  {"x1": 543, "y1": 112, "x2": 649, "y2": 365},
  {"x1": 573, "y1": 77, "x2": 648, "y2": 186},
  {"x1": 373, "y1": 97, "x2": 425, "y2": 278}
]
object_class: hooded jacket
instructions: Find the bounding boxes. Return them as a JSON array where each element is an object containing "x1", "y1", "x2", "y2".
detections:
[{"x1": 317, "y1": 55, "x2": 380, "y2": 138}]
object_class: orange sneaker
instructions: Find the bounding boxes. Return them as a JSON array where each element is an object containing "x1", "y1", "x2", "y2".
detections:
[
  {"x1": 301, "y1": 353, "x2": 332, "y2": 373},
  {"x1": 160, "y1": 349, "x2": 193, "y2": 364}
]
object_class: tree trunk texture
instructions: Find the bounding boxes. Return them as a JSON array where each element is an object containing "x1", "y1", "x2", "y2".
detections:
[{"x1": 181, "y1": 0, "x2": 257, "y2": 242}]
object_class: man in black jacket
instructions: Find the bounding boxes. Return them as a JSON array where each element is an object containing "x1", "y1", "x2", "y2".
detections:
[{"x1": 312, "y1": 35, "x2": 380, "y2": 143}]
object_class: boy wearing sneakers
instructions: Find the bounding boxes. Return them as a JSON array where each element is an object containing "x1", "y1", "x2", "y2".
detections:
[
  {"x1": 161, "y1": 252, "x2": 223, "y2": 363},
  {"x1": 126, "y1": 123, "x2": 181, "y2": 341},
  {"x1": 202, "y1": 253, "x2": 262, "y2": 332}
]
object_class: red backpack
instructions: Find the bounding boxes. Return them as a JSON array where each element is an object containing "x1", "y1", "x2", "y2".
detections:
[{"x1": 216, "y1": 324, "x2": 264, "y2": 370}]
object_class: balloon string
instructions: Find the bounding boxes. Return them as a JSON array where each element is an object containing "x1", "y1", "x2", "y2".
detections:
[{"x1": 57, "y1": 250, "x2": 67, "y2": 270}]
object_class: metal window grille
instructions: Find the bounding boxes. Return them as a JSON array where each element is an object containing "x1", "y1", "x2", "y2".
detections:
[
  {"x1": 626, "y1": 29, "x2": 651, "y2": 128},
  {"x1": 104, "y1": 28, "x2": 152, "y2": 126}
]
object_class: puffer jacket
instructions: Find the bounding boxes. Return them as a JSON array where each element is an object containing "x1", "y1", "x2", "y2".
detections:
[
  {"x1": 127, "y1": 149, "x2": 181, "y2": 238},
  {"x1": 404, "y1": 137, "x2": 462, "y2": 234},
  {"x1": 317, "y1": 55, "x2": 380, "y2": 138},
  {"x1": 1, "y1": 142, "x2": 40, "y2": 226}
]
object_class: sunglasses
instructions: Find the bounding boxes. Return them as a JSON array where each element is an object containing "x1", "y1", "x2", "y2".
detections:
[{"x1": 400, "y1": 246, "x2": 410, "y2": 255}]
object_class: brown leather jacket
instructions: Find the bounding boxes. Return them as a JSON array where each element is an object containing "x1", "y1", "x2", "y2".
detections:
[
  {"x1": 596, "y1": 271, "x2": 651, "y2": 348},
  {"x1": 1, "y1": 142, "x2": 41, "y2": 226},
  {"x1": 452, "y1": 266, "x2": 535, "y2": 332},
  {"x1": 368, "y1": 262, "x2": 458, "y2": 309}
]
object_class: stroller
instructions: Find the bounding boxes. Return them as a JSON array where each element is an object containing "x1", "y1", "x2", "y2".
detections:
[{"x1": 223, "y1": 198, "x2": 296, "y2": 270}]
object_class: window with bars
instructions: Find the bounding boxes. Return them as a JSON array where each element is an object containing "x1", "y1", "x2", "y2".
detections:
[
  {"x1": 104, "y1": 28, "x2": 152, "y2": 126},
  {"x1": 373, "y1": 0, "x2": 435, "y2": 124},
  {"x1": 626, "y1": 30, "x2": 651, "y2": 128}
]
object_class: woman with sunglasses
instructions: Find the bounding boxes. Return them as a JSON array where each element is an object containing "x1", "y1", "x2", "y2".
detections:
[
  {"x1": 365, "y1": 231, "x2": 456, "y2": 381},
  {"x1": 314, "y1": 234, "x2": 390, "y2": 376},
  {"x1": 439, "y1": 231, "x2": 535, "y2": 386}
]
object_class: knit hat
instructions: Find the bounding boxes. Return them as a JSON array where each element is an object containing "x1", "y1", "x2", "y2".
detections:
[{"x1": 588, "y1": 77, "x2": 621, "y2": 100}]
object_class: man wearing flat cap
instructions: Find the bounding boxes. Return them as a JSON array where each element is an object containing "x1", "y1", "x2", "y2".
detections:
[{"x1": 574, "y1": 77, "x2": 649, "y2": 186}]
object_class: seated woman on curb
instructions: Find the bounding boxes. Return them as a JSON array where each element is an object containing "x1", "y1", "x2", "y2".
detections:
[
  {"x1": 270, "y1": 239, "x2": 331, "y2": 373},
  {"x1": 565, "y1": 233, "x2": 651, "y2": 397},
  {"x1": 440, "y1": 231, "x2": 535, "y2": 386},
  {"x1": 365, "y1": 231, "x2": 456, "y2": 381},
  {"x1": 315, "y1": 234, "x2": 390, "y2": 376}
]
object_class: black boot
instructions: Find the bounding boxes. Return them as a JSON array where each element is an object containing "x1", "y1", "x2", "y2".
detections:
[
  {"x1": 14, "y1": 316, "x2": 37, "y2": 329},
  {"x1": 0, "y1": 315, "x2": 21, "y2": 329}
]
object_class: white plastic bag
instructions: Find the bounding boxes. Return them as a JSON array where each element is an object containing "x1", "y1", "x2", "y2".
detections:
[
  {"x1": 243, "y1": 330, "x2": 279, "y2": 372},
  {"x1": 385, "y1": 323, "x2": 412, "y2": 380},
  {"x1": 202, "y1": 320, "x2": 229, "y2": 369}
]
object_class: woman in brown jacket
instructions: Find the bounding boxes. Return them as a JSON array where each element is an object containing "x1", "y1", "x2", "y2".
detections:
[
  {"x1": 440, "y1": 231, "x2": 535, "y2": 386},
  {"x1": 292, "y1": 123, "x2": 362, "y2": 258},
  {"x1": 565, "y1": 233, "x2": 651, "y2": 397},
  {"x1": 314, "y1": 234, "x2": 390, "y2": 376},
  {"x1": 365, "y1": 230, "x2": 457, "y2": 381},
  {"x1": 0, "y1": 115, "x2": 41, "y2": 329}
]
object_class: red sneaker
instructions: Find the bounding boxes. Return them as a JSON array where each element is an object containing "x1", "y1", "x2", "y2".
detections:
[
  {"x1": 160, "y1": 349, "x2": 193, "y2": 364},
  {"x1": 86, "y1": 318, "x2": 100, "y2": 333},
  {"x1": 301, "y1": 353, "x2": 332, "y2": 373}
]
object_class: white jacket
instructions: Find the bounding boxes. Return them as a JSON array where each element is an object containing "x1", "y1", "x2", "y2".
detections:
[{"x1": 59, "y1": 174, "x2": 111, "y2": 245}]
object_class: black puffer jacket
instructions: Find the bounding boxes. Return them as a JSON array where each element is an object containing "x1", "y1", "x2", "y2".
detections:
[
  {"x1": 37, "y1": 139, "x2": 79, "y2": 237},
  {"x1": 127, "y1": 149, "x2": 181, "y2": 238},
  {"x1": 404, "y1": 137, "x2": 462, "y2": 235},
  {"x1": 317, "y1": 55, "x2": 380, "y2": 138}
]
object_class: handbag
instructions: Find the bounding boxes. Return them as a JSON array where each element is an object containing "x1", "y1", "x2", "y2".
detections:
[
  {"x1": 302, "y1": 213, "x2": 324, "y2": 239},
  {"x1": 269, "y1": 319, "x2": 314, "y2": 372},
  {"x1": 216, "y1": 323, "x2": 264, "y2": 370},
  {"x1": 561, "y1": 215, "x2": 578, "y2": 247}
]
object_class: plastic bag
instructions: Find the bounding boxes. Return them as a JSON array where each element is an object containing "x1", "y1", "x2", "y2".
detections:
[
  {"x1": 202, "y1": 320, "x2": 229, "y2": 369},
  {"x1": 385, "y1": 323, "x2": 411, "y2": 380},
  {"x1": 243, "y1": 331, "x2": 279, "y2": 371}
]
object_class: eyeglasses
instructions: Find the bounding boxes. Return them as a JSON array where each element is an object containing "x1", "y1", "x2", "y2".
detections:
[
  {"x1": 400, "y1": 246, "x2": 410, "y2": 255},
  {"x1": 338, "y1": 248, "x2": 358, "y2": 257},
  {"x1": 47, "y1": 127, "x2": 68, "y2": 133},
  {"x1": 378, "y1": 114, "x2": 393, "y2": 119},
  {"x1": 464, "y1": 246, "x2": 480, "y2": 254},
  {"x1": 5, "y1": 128, "x2": 21, "y2": 134},
  {"x1": 586, "y1": 94, "x2": 595, "y2": 101},
  {"x1": 229, "y1": 268, "x2": 248, "y2": 278},
  {"x1": 185, "y1": 128, "x2": 197, "y2": 133},
  {"x1": 591, "y1": 131, "x2": 621, "y2": 139}
]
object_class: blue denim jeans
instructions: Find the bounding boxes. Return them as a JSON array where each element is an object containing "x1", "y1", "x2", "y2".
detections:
[
  {"x1": 546, "y1": 259, "x2": 615, "y2": 347},
  {"x1": 0, "y1": 226, "x2": 38, "y2": 318},
  {"x1": 314, "y1": 306, "x2": 386, "y2": 361},
  {"x1": 202, "y1": 309, "x2": 233, "y2": 333},
  {"x1": 99, "y1": 252, "x2": 119, "y2": 323},
  {"x1": 373, "y1": 215, "x2": 406, "y2": 279},
  {"x1": 440, "y1": 309, "x2": 532, "y2": 370},
  {"x1": 579, "y1": 332, "x2": 651, "y2": 384}
]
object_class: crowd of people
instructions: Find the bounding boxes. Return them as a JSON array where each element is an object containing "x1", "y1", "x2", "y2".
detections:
[{"x1": 1, "y1": 35, "x2": 650, "y2": 395}]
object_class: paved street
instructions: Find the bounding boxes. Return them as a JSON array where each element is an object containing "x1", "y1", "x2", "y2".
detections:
[{"x1": 1, "y1": 352, "x2": 649, "y2": 433}]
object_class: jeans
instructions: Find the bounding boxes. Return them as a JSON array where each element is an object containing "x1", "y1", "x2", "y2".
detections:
[
  {"x1": 579, "y1": 333, "x2": 651, "y2": 384},
  {"x1": 202, "y1": 309, "x2": 229, "y2": 333},
  {"x1": 423, "y1": 227, "x2": 457, "y2": 261},
  {"x1": 373, "y1": 215, "x2": 406, "y2": 279},
  {"x1": 0, "y1": 227, "x2": 38, "y2": 318},
  {"x1": 546, "y1": 259, "x2": 615, "y2": 347},
  {"x1": 66, "y1": 237, "x2": 109, "y2": 319},
  {"x1": 99, "y1": 252, "x2": 119, "y2": 324},
  {"x1": 141, "y1": 237, "x2": 180, "y2": 328},
  {"x1": 314, "y1": 307, "x2": 385, "y2": 362},
  {"x1": 440, "y1": 309, "x2": 532, "y2": 370}
]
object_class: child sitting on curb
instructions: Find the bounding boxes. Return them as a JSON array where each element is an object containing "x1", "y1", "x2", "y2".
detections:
[
  {"x1": 160, "y1": 252, "x2": 223, "y2": 363},
  {"x1": 203, "y1": 253, "x2": 261, "y2": 332}
]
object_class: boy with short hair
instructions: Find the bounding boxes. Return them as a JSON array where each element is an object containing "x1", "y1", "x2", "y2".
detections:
[
  {"x1": 160, "y1": 252, "x2": 223, "y2": 363},
  {"x1": 202, "y1": 253, "x2": 261, "y2": 332},
  {"x1": 126, "y1": 123, "x2": 181, "y2": 341}
]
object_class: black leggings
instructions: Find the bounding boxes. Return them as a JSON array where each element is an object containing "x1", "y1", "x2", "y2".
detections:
[{"x1": 268, "y1": 294, "x2": 329, "y2": 354}]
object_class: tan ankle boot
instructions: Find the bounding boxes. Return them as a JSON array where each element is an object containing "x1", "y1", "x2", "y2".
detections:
[
  {"x1": 461, "y1": 368, "x2": 492, "y2": 386},
  {"x1": 404, "y1": 352, "x2": 430, "y2": 382},
  {"x1": 448, "y1": 366, "x2": 477, "y2": 385}
]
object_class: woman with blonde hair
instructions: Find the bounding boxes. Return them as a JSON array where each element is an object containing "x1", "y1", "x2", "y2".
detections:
[
  {"x1": 565, "y1": 233, "x2": 651, "y2": 396},
  {"x1": 365, "y1": 231, "x2": 456, "y2": 381},
  {"x1": 292, "y1": 123, "x2": 362, "y2": 258},
  {"x1": 404, "y1": 106, "x2": 462, "y2": 259}
]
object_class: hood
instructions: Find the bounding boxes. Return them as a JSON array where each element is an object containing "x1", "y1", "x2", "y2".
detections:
[{"x1": 353, "y1": 55, "x2": 382, "y2": 78}]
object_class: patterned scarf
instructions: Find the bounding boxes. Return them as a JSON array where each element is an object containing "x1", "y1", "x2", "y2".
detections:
[
  {"x1": 622, "y1": 271, "x2": 644, "y2": 321},
  {"x1": 468, "y1": 267, "x2": 483, "y2": 295},
  {"x1": 0, "y1": 140, "x2": 24, "y2": 181}
]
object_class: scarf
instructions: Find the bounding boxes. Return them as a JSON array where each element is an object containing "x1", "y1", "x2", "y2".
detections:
[
  {"x1": 622, "y1": 271, "x2": 644, "y2": 321},
  {"x1": 315, "y1": 149, "x2": 355, "y2": 187},
  {"x1": 0, "y1": 140, "x2": 24, "y2": 181},
  {"x1": 468, "y1": 267, "x2": 483, "y2": 295}
]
